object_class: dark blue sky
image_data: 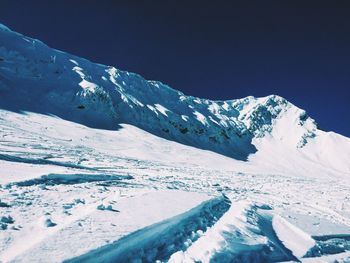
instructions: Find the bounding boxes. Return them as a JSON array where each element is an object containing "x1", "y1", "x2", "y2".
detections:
[{"x1": 1, "y1": 1, "x2": 349, "y2": 136}]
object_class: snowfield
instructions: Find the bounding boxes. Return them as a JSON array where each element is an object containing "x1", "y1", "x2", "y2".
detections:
[
  {"x1": 0, "y1": 23, "x2": 350, "y2": 262},
  {"x1": 0, "y1": 111, "x2": 349, "y2": 262}
]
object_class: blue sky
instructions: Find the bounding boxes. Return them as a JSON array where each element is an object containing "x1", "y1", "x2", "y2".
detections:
[{"x1": 0, "y1": 0, "x2": 349, "y2": 136}]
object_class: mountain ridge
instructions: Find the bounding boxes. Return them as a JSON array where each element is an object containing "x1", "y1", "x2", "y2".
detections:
[{"x1": 0, "y1": 23, "x2": 341, "y2": 161}]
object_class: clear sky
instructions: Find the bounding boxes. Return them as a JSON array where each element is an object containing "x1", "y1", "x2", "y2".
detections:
[{"x1": 0, "y1": 0, "x2": 349, "y2": 136}]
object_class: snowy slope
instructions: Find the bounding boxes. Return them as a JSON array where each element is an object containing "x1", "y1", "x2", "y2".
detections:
[
  {"x1": 1, "y1": 23, "x2": 350, "y2": 262},
  {"x1": 1, "y1": 110, "x2": 350, "y2": 262}
]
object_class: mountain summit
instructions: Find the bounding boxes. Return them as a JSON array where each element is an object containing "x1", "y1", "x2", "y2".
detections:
[{"x1": 0, "y1": 23, "x2": 322, "y2": 161}]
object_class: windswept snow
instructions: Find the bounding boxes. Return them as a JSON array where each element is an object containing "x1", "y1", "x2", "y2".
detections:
[
  {"x1": 0, "y1": 23, "x2": 350, "y2": 262},
  {"x1": 0, "y1": 110, "x2": 349, "y2": 262},
  {"x1": 169, "y1": 201, "x2": 269, "y2": 262},
  {"x1": 68, "y1": 195, "x2": 230, "y2": 263},
  {"x1": 1, "y1": 190, "x2": 214, "y2": 262},
  {"x1": 272, "y1": 215, "x2": 315, "y2": 259},
  {"x1": 9, "y1": 173, "x2": 133, "y2": 187}
]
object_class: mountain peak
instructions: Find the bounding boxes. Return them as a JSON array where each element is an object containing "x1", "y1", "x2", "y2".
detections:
[{"x1": 0, "y1": 23, "x2": 318, "y2": 159}]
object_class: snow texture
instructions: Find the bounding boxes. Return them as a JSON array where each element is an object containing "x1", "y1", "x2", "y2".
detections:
[{"x1": 0, "y1": 23, "x2": 350, "y2": 262}]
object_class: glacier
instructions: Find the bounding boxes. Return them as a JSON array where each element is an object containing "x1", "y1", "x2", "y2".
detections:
[{"x1": 0, "y1": 23, "x2": 350, "y2": 262}]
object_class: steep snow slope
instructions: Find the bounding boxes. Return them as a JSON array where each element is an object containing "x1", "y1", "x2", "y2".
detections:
[
  {"x1": 1, "y1": 23, "x2": 350, "y2": 262},
  {"x1": 0, "y1": 23, "x2": 328, "y2": 161}
]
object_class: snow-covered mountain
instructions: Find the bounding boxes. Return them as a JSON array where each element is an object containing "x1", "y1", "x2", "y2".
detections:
[
  {"x1": 1, "y1": 23, "x2": 350, "y2": 262},
  {"x1": 0, "y1": 23, "x2": 326, "y2": 160}
]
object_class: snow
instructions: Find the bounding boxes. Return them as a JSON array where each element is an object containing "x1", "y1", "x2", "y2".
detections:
[
  {"x1": 0, "y1": 111, "x2": 349, "y2": 262},
  {"x1": 0, "y1": 22, "x2": 350, "y2": 262},
  {"x1": 0, "y1": 160, "x2": 68, "y2": 184},
  {"x1": 69, "y1": 194, "x2": 229, "y2": 263},
  {"x1": 272, "y1": 215, "x2": 316, "y2": 258},
  {"x1": 72, "y1": 66, "x2": 98, "y2": 92},
  {"x1": 1, "y1": 189, "x2": 213, "y2": 262},
  {"x1": 69, "y1": 59, "x2": 79, "y2": 65},
  {"x1": 0, "y1": 24, "x2": 10, "y2": 31},
  {"x1": 181, "y1": 115, "x2": 189, "y2": 121},
  {"x1": 301, "y1": 251, "x2": 350, "y2": 263},
  {"x1": 72, "y1": 66, "x2": 84, "y2": 77},
  {"x1": 146, "y1": 104, "x2": 158, "y2": 116},
  {"x1": 0, "y1": 109, "x2": 349, "y2": 261},
  {"x1": 193, "y1": 111, "x2": 209, "y2": 126},
  {"x1": 168, "y1": 201, "x2": 268, "y2": 262},
  {"x1": 154, "y1": 103, "x2": 170, "y2": 116}
]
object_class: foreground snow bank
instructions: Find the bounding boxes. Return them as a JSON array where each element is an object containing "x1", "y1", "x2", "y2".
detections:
[
  {"x1": 273, "y1": 215, "x2": 315, "y2": 258},
  {"x1": 67, "y1": 194, "x2": 230, "y2": 263},
  {"x1": 169, "y1": 201, "x2": 269, "y2": 262},
  {"x1": 169, "y1": 202, "x2": 324, "y2": 263},
  {"x1": 1, "y1": 190, "x2": 220, "y2": 262}
]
